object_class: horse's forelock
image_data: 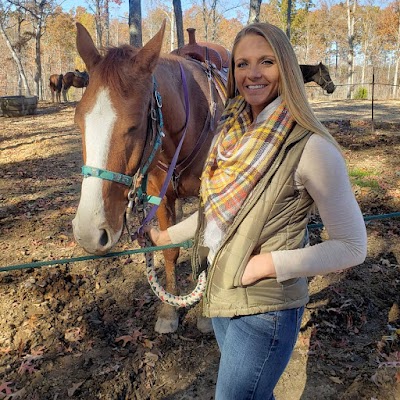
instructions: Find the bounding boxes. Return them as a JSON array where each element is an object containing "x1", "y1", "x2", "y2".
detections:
[{"x1": 96, "y1": 46, "x2": 150, "y2": 98}]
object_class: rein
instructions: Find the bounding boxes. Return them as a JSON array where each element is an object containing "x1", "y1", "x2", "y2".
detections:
[
  {"x1": 81, "y1": 62, "x2": 207, "y2": 307},
  {"x1": 157, "y1": 61, "x2": 224, "y2": 193}
]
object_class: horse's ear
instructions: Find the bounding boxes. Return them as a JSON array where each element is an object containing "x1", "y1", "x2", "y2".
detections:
[
  {"x1": 76, "y1": 23, "x2": 102, "y2": 72},
  {"x1": 135, "y1": 19, "x2": 166, "y2": 73}
]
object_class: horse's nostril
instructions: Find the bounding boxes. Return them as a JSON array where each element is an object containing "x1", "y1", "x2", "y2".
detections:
[{"x1": 99, "y1": 230, "x2": 109, "y2": 247}]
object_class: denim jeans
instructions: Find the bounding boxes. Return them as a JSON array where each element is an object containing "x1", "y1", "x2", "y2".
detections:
[{"x1": 212, "y1": 307, "x2": 304, "y2": 400}]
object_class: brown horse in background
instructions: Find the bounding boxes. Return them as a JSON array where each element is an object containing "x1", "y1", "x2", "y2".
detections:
[
  {"x1": 62, "y1": 70, "x2": 89, "y2": 101},
  {"x1": 72, "y1": 22, "x2": 224, "y2": 333},
  {"x1": 49, "y1": 74, "x2": 63, "y2": 103}
]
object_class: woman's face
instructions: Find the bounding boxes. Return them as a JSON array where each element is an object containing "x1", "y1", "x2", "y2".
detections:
[{"x1": 234, "y1": 33, "x2": 280, "y2": 119}]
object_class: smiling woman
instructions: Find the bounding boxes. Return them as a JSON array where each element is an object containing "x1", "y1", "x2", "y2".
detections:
[{"x1": 144, "y1": 21, "x2": 367, "y2": 400}]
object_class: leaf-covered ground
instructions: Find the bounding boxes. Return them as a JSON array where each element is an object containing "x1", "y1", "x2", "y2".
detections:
[{"x1": 0, "y1": 101, "x2": 399, "y2": 399}]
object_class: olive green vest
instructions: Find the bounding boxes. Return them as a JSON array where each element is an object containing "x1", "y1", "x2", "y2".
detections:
[{"x1": 191, "y1": 125, "x2": 313, "y2": 318}]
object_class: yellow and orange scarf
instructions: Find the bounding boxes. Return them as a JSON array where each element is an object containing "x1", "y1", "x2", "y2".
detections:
[{"x1": 200, "y1": 96, "x2": 295, "y2": 252}]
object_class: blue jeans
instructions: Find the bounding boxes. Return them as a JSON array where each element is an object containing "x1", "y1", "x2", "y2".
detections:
[{"x1": 212, "y1": 307, "x2": 304, "y2": 400}]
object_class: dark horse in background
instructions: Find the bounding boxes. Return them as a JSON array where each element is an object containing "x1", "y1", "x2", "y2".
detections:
[
  {"x1": 49, "y1": 74, "x2": 63, "y2": 103},
  {"x1": 300, "y1": 62, "x2": 336, "y2": 94},
  {"x1": 72, "y1": 21, "x2": 224, "y2": 334},
  {"x1": 62, "y1": 70, "x2": 89, "y2": 101}
]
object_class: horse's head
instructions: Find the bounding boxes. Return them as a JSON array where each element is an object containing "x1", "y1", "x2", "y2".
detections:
[
  {"x1": 72, "y1": 21, "x2": 166, "y2": 255},
  {"x1": 317, "y1": 62, "x2": 336, "y2": 94}
]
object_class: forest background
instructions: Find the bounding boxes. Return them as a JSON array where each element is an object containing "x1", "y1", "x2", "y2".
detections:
[{"x1": 0, "y1": 0, "x2": 399, "y2": 102}]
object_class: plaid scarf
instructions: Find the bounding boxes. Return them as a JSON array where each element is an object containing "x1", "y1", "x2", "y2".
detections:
[{"x1": 200, "y1": 96, "x2": 295, "y2": 252}]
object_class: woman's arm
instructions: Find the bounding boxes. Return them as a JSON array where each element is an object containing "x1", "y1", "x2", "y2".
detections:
[
  {"x1": 145, "y1": 211, "x2": 199, "y2": 246},
  {"x1": 271, "y1": 134, "x2": 367, "y2": 282}
]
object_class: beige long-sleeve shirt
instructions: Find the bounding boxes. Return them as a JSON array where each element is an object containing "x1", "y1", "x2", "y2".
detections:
[{"x1": 168, "y1": 132, "x2": 367, "y2": 283}]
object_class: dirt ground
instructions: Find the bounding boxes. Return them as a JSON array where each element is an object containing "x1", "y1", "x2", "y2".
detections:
[{"x1": 0, "y1": 100, "x2": 399, "y2": 400}]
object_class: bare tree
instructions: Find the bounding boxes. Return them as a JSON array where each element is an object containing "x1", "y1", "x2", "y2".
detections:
[
  {"x1": 104, "y1": 0, "x2": 109, "y2": 46},
  {"x1": 248, "y1": 0, "x2": 262, "y2": 24},
  {"x1": 87, "y1": 0, "x2": 123, "y2": 48},
  {"x1": 201, "y1": 0, "x2": 219, "y2": 41},
  {"x1": 0, "y1": 8, "x2": 31, "y2": 95},
  {"x1": 129, "y1": 0, "x2": 142, "y2": 46},
  {"x1": 346, "y1": 0, "x2": 356, "y2": 99},
  {"x1": 6, "y1": 0, "x2": 53, "y2": 99},
  {"x1": 93, "y1": 0, "x2": 103, "y2": 46},
  {"x1": 393, "y1": 1, "x2": 400, "y2": 97}
]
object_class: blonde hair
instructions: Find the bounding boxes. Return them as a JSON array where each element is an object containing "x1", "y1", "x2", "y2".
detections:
[{"x1": 227, "y1": 22, "x2": 338, "y2": 146}]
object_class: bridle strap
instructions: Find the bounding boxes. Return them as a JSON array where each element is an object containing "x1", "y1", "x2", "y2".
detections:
[
  {"x1": 136, "y1": 62, "x2": 190, "y2": 234},
  {"x1": 81, "y1": 165, "x2": 132, "y2": 186},
  {"x1": 318, "y1": 65, "x2": 334, "y2": 90}
]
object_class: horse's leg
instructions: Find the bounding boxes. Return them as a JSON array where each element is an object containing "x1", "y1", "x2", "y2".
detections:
[
  {"x1": 51, "y1": 89, "x2": 55, "y2": 103},
  {"x1": 62, "y1": 88, "x2": 68, "y2": 102},
  {"x1": 153, "y1": 196, "x2": 180, "y2": 334}
]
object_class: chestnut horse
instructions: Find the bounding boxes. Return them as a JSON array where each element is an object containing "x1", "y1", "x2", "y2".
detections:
[
  {"x1": 300, "y1": 62, "x2": 336, "y2": 94},
  {"x1": 62, "y1": 70, "x2": 89, "y2": 101},
  {"x1": 49, "y1": 74, "x2": 63, "y2": 103},
  {"x1": 72, "y1": 22, "x2": 224, "y2": 333}
]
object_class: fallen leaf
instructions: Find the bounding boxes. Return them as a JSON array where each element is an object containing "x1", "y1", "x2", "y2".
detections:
[
  {"x1": 115, "y1": 335, "x2": 136, "y2": 347},
  {"x1": 5, "y1": 387, "x2": 26, "y2": 398},
  {"x1": 329, "y1": 376, "x2": 343, "y2": 384},
  {"x1": 18, "y1": 361, "x2": 37, "y2": 375},
  {"x1": 64, "y1": 327, "x2": 84, "y2": 342},
  {"x1": 67, "y1": 381, "x2": 84, "y2": 397},
  {"x1": 115, "y1": 329, "x2": 143, "y2": 347},
  {"x1": 0, "y1": 348, "x2": 12, "y2": 355},
  {"x1": 0, "y1": 381, "x2": 13, "y2": 396}
]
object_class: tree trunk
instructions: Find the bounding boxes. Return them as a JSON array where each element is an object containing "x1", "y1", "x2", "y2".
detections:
[
  {"x1": 286, "y1": 0, "x2": 292, "y2": 39},
  {"x1": 392, "y1": 15, "x2": 400, "y2": 98},
  {"x1": 129, "y1": 0, "x2": 142, "y2": 47},
  {"x1": 34, "y1": 18, "x2": 43, "y2": 99},
  {"x1": 248, "y1": 0, "x2": 262, "y2": 24},
  {"x1": 210, "y1": 0, "x2": 218, "y2": 41},
  {"x1": 173, "y1": 0, "x2": 184, "y2": 48},
  {"x1": 95, "y1": 0, "x2": 103, "y2": 47},
  {"x1": 202, "y1": 0, "x2": 209, "y2": 40},
  {"x1": 105, "y1": 0, "x2": 110, "y2": 47},
  {"x1": 0, "y1": 24, "x2": 31, "y2": 96},
  {"x1": 346, "y1": 0, "x2": 356, "y2": 99}
]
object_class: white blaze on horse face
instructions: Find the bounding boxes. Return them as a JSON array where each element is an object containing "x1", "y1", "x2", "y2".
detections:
[
  {"x1": 73, "y1": 88, "x2": 121, "y2": 253},
  {"x1": 85, "y1": 88, "x2": 116, "y2": 167}
]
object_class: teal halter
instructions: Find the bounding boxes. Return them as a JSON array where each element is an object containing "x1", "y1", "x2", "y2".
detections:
[
  {"x1": 81, "y1": 165, "x2": 132, "y2": 186},
  {"x1": 80, "y1": 76, "x2": 164, "y2": 208}
]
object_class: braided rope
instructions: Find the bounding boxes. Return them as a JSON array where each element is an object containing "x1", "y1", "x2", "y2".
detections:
[{"x1": 143, "y1": 237, "x2": 206, "y2": 308}]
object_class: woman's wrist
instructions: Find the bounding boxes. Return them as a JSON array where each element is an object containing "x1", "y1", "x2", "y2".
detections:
[{"x1": 242, "y1": 253, "x2": 276, "y2": 286}]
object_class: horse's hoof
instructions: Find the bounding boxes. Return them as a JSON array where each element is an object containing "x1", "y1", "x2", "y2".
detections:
[
  {"x1": 197, "y1": 316, "x2": 213, "y2": 334},
  {"x1": 155, "y1": 316, "x2": 179, "y2": 334}
]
